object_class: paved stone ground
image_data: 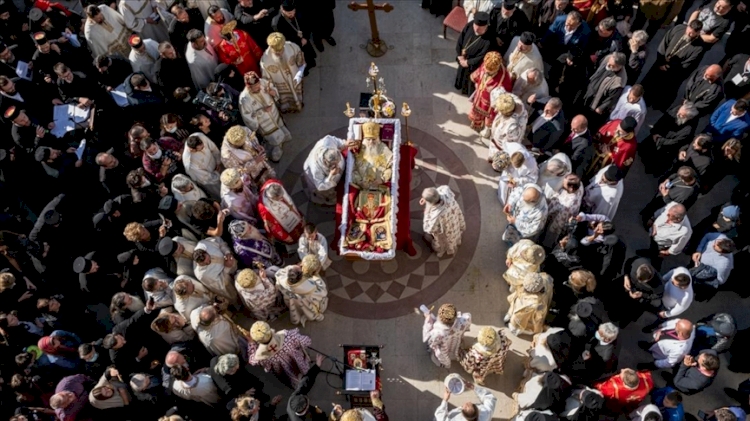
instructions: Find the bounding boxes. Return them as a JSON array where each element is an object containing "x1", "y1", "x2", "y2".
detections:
[{"x1": 240, "y1": 2, "x2": 750, "y2": 420}]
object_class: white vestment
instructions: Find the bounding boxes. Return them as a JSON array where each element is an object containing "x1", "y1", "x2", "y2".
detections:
[
  {"x1": 260, "y1": 42, "x2": 304, "y2": 112},
  {"x1": 171, "y1": 174, "x2": 208, "y2": 203},
  {"x1": 302, "y1": 135, "x2": 345, "y2": 200},
  {"x1": 423, "y1": 312, "x2": 472, "y2": 368},
  {"x1": 239, "y1": 81, "x2": 292, "y2": 149},
  {"x1": 276, "y1": 267, "x2": 329, "y2": 327},
  {"x1": 193, "y1": 237, "x2": 238, "y2": 304},
  {"x1": 128, "y1": 38, "x2": 160, "y2": 84},
  {"x1": 609, "y1": 86, "x2": 648, "y2": 135},
  {"x1": 498, "y1": 143, "x2": 539, "y2": 204},
  {"x1": 173, "y1": 275, "x2": 212, "y2": 320},
  {"x1": 221, "y1": 182, "x2": 258, "y2": 222},
  {"x1": 298, "y1": 233, "x2": 332, "y2": 270},
  {"x1": 433, "y1": 385, "x2": 496, "y2": 421},
  {"x1": 537, "y1": 153, "x2": 572, "y2": 199},
  {"x1": 464, "y1": 0, "x2": 497, "y2": 21},
  {"x1": 119, "y1": 0, "x2": 170, "y2": 42},
  {"x1": 84, "y1": 5, "x2": 132, "y2": 58},
  {"x1": 190, "y1": 306, "x2": 241, "y2": 357},
  {"x1": 512, "y1": 69, "x2": 550, "y2": 104},
  {"x1": 187, "y1": 0, "x2": 229, "y2": 18},
  {"x1": 172, "y1": 373, "x2": 221, "y2": 405},
  {"x1": 423, "y1": 186, "x2": 467, "y2": 257},
  {"x1": 186, "y1": 43, "x2": 219, "y2": 90},
  {"x1": 183, "y1": 133, "x2": 222, "y2": 199},
  {"x1": 528, "y1": 327, "x2": 565, "y2": 372},
  {"x1": 489, "y1": 88, "x2": 528, "y2": 159},
  {"x1": 204, "y1": 9, "x2": 234, "y2": 47},
  {"x1": 172, "y1": 237, "x2": 197, "y2": 277},
  {"x1": 583, "y1": 165, "x2": 624, "y2": 221},
  {"x1": 504, "y1": 36, "x2": 544, "y2": 79}
]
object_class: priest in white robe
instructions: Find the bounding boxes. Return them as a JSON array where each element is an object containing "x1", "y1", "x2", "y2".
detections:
[
  {"x1": 186, "y1": 30, "x2": 218, "y2": 90},
  {"x1": 239, "y1": 72, "x2": 292, "y2": 162},
  {"x1": 193, "y1": 237, "x2": 239, "y2": 305},
  {"x1": 421, "y1": 186, "x2": 467, "y2": 258},
  {"x1": 497, "y1": 142, "x2": 539, "y2": 205},
  {"x1": 489, "y1": 89, "x2": 528, "y2": 161},
  {"x1": 203, "y1": 6, "x2": 233, "y2": 47},
  {"x1": 504, "y1": 32, "x2": 544, "y2": 81},
  {"x1": 583, "y1": 165, "x2": 624, "y2": 221},
  {"x1": 84, "y1": 4, "x2": 131, "y2": 59},
  {"x1": 423, "y1": 303, "x2": 472, "y2": 368},
  {"x1": 464, "y1": 0, "x2": 499, "y2": 21},
  {"x1": 297, "y1": 224, "x2": 332, "y2": 270},
  {"x1": 171, "y1": 174, "x2": 208, "y2": 203},
  {"x1": 119, "y1": 0, "x2": 170, "y2": 43},
  {"x1": 190, "y1": 304, "x2": 244, "y2": 357},
  {"x1": 260, "y1": 32, "x2": 304, "y2": 113},
  {"x1": 609, "y1": 85, "x2": 647, "y2": 135},
  {"x1": 173, "y1": 275, "x2": 213, "y2": 321},
  {"x1": 537, "y1": 153, "x2": 572, "y2": 199},
  {"x1": 158, "y1": 236, "x2": 197, "y2": 277},
  {"x1": 127, "y1": 35, "x2": 160, "y2": 84},
  {"x1": 187, "y1": 0, "x2": 229, "y2": 18},
  {"x1": 276, "y1": 256, "x2": 329, "y2": 328},
  {"x1": 220, "y1": 168, "x2": 258, "y2": 223},
  {"x1": 235, "y1": 269, "x2": 285, "y2": 321},
  {"x1": 183, "y1": 133, "x2": 222, "y2": 199},
  {"x1": 302, "y1": 135, "x2": 348, "y2": 205}
]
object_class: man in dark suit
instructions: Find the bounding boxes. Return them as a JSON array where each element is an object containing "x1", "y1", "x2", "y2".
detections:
[
  {"x1": 528, "y1": 96, "x2": 566, "y2": 154},
  {"x1": 561, "y1": 114, "x2": 594, "y2": 179},
  {"x1": 286, "y1": 353, "x2": 327, "y2": 421},
  {"x1": 540, "y1": 10, "x2": 591, "y2": 61}
]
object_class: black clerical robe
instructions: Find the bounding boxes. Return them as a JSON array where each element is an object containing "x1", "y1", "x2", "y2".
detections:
[
  {"x1": 644, "y1": 108, "x2": 698, "y2": 174},
  {"x1": 643, "y1": 25, "x2": 707, "y2": 110},
  {"x1": 491, "y1": 8, "x2": 530, "y2": 54},
  {"x1": 683, "y1": 66, "x2": 725, "y2": 115},
  {"x1": 582, "y1": 63, "x2": 625, "y2": 115},
  {"x1": 272, "y1": 12, "x2": 317, "y2": 69},
  {"x1": 454, "y1": 23, "x2": 492, "y2": 95}
]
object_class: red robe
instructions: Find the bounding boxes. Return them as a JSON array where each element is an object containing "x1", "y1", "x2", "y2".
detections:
[
  {"x1": 215, "y1": 29, "x2": 263, "y2": 76},
  {"x1": 594, "y1": 370, "x2": 653, "y2": 413},
  {"x1": 595, "y1": 119, "x2": 637, "y2": 169},
  {"x1": 469, "y1": 64, "x2": 513, "y2": 131},
  {"x1": 258, "y1": 179, "x2": 305, "y2": 244}
]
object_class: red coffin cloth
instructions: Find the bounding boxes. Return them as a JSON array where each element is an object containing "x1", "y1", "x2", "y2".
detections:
[{"x1": 334, "y1": 144, "x2": 418, "y2": 257}]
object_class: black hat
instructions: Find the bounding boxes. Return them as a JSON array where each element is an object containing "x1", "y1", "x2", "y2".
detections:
[
  {"x1": 281, "y1": 0, "x2": 296, "y2": 11},
  {"x1": 73, "y1": 256, "x2": 93, "y2": 273},
  {"x1": 44, "y1": 209, "x2": 60, "y2": 225},
  {"x1": 158, "y1": 237, "x2": 177, "y2": 256},
  {"x1": 619, "y1": 116, "x2": 637, "y2": 133},
  {"x1": 103, "y1": 199, "x2": 120, "y2": 215},
  {"x1": 289, "y1": 395, "x2": 308, "y2": 414},
  {"x1": 93, "y1": 212, "x2": 106, "y2": 228},
  {"x1": 0, "y1": 149, "x2": 7, "y2": 162},
  {"x1": 34, "y1": 147, "x2": 51, "y2": 162},
  {"x1": 543, "y1": 372, "x2": 561, "y2": 389},
  {"x1": 503, "y1": 0, "x2": 518, "y2": 9},
  {"x1": 574, "y1": 301, "x2": 592, "y2": 318},
  {"x1": 568, "y1": 319, "x2": 587, "y2": 337},
  {"x1": 158, "y1": 195, "x2": 178, "y2": 213},
  {"x1": 603, "y1": 165, "x2": 622, "y2": 182},
  {"x1": 582, "y1": 391, "x2": 604, "y2": 410},
  {"x1": 3, "y1": 105, "x2": 20, "y2": 121},
  {"x1": 520, "y1": 31, "x2": 536, "y2": 45},
  {"x1": 473, "y1": 11, "x2": 490, "y2": 25},
  {"x1": 28, "y1": 7, "x2": 46, "y2": 23},
  {"x1": 33, "y1": 32, "x2": 48, "y2": 45}
]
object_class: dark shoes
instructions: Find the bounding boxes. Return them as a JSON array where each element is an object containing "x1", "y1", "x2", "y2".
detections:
[
  {"x1": 314, "y1": 41, "x2": 325, "y2": 52},
  {"x1": 325, "y1": 37, "x2": 336, "y2": 46}
]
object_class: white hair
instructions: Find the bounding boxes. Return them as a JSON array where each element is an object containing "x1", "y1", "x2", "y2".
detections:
[
  {"x1": 599, "y1": 322, "x2": 619, "y2": 342},
  {"x1": 215, "y1": 354, "x2": 240, "y2": 376}
]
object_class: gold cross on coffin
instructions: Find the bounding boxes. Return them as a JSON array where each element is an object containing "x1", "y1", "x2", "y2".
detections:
[{"x1": 348, "y1": 0, "x2": 394, "y2": 57}]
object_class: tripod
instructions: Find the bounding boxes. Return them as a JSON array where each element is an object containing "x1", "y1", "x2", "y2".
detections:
[{"x1": 307, "y1": 346, "x2": 365, "y2": 390}]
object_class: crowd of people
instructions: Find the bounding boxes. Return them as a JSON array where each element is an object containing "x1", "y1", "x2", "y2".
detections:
[
  {"x1": 420, "y1": 0, "x2": 750, "y2": 419},
  {"x1": 0, "y1": 0, "x2": 434, "y2": 420}
]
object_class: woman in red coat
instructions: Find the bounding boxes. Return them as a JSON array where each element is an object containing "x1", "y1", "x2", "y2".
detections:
[{"x1": 215, "y1": 21, "x2": 264, "y2": 77}]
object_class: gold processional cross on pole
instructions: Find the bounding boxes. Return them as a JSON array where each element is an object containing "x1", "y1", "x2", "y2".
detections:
[{"x1": 347, "y1": 0, "x2": 394, "y2": 57}]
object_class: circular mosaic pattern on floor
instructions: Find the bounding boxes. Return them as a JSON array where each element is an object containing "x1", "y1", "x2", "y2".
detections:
[{"x1": 281, "y1": 127, "x2": 480, "y2": 319}]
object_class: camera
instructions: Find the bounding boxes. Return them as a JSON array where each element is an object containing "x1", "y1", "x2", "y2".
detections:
[{"x1": 193, "y1": 85, "x2": 239, "y2": 122}]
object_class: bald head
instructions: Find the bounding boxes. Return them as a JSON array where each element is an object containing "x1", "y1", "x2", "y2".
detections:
[
  {"x1": 675, "y1": 319, "x2": 694, "y2": 338},
  {"x1": 165, "y1": 350, "x2": 186, "y2": 367},
  {"x1": 522, "y1": 187, "x2": 541, "y2": 203},
  {"x1": 667, "y1": 203, "x2": 687, "y2": 223},
  {"x1": 571, "y1": 115, "x2": 588, "y2": 134},
  {"x1": 199, "y1": 306, "x2": 217, "y2": 326},
  {"x1": 704, "y1": 65, "x2": 722, "y2": 83}
]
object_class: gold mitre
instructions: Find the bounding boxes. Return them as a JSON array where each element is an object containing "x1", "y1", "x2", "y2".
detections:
[
  {"x1": 267, "y1": 32, "x2": 286, "y2": 51},
  {"x1": 220, "y1": 168, "x2": 242, "y2": 188},
  {"x1": 341, "y1": 410, "x2": 364, "y2": 421},
  {"x1": 494, "y1": 93, "x2": 515, "y2": 115},
  {"x1": 250, "y1": 321, "x2": 273, "y2": 343},
  {"x1": 483, "y1": 51, "x2": 503, "y2": 74},
  {"x1": 225, "y1": 125, "x2": 248, "y2": 146},
  {"x1": 478, "y1": 327, "x2": 498, "y2": 346},
  {"x1": 362, "y1": 121, "x2": 381, "y2": 139},
  {"x1": 220, "y1": 20, "x2": 237, "y2": 36},
  {"x1": 236, "y1": 268, "x2": 259, "y2": 288}
]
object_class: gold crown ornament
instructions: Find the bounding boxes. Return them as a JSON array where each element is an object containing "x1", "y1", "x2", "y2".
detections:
[
  {"x1": 267, "y1": 32, "x2": 286, "y2": 51},
  {"x1": 220, "y1": 20, "x2": 237, "y2": 36},
  {"x1": 220, "y1": 168, "x2": 243, "y2": 189},
  {"x1": 250, "y1": 321, "x2": 273, "y2": 343},
  {"x1": 225, "y1": 125, "x2": 248, "y2": 147},
  {"x1": 362, "y1": 121, "x2": 381, "y2": 139},
  {"x1": 341, "y1": 410, "x2": 365, "y2": 421},
  {"x1": 477, "y1": 327, "x2": 498, "y2": 347},
  {"x1": 236, "y1": 269, "x2": 259, "y2": 289},
  {"x1": 494, "y1": 93, "x2": 516, "y2": 116},
  {"x1": 483, "y1": 51, "x2": 503, "y2": 74}
]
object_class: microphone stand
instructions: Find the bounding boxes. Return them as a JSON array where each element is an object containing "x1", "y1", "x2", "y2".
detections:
[{"x1": 307, "y1": 346, "x2": 366, "y2": 374}]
